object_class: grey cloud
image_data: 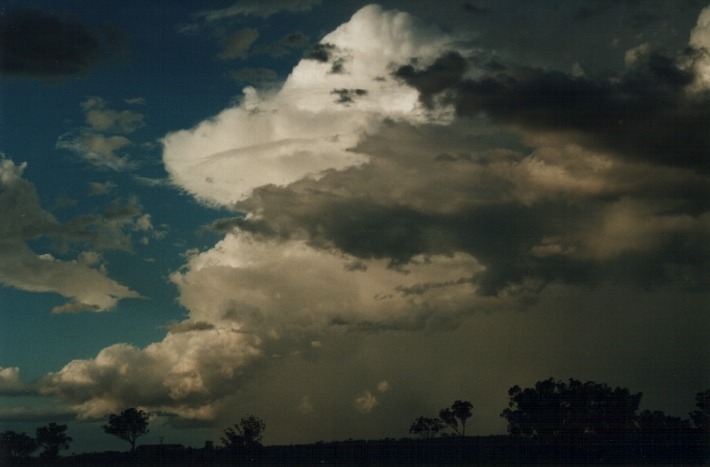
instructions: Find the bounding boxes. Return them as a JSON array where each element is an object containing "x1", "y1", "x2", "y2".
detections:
[
  {"x1": 0, "y1": 158, "x2": 144, "y2": 311},
  {"x1": 396, "y1": 49, "x2": 710, "y2": 170},
  {"x1": 233, "y1": 115, "x2": 709, "y2": 297},
  {"x1": 57, "y1": 97, "x2": 145, "y2": 171},
  {"x1": 168, "y1": 321, "x2": 216, "y2": 334},
  {"x1": 199, "y1": 0, "x2": 322, "y2": 21},
  {"x1": 230, "y1": 67, "x2": 278, "y2": 84},
  {"x1": 257, "y1": 31, "x2": 311, "y2": 58},
  {"x1": 0, "y1": 406, "x2": 76, "y2": 422},
  {"x1": 0, "y1": 367, "x2": 35, "y2": 396},
  {"x1": 219, "y1": 28, "x2": 259, "y2": 60},
  {"x1": 0, "y1": 9, "x2": 106, "y2": 77},
  {"x1": 394, "y1": 51, "x2": 468, "y2": 107}
]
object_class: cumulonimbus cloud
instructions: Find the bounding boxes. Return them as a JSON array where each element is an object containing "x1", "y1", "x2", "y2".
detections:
[
  {"x1": 27, "y1": 4, "x2": 710, "y2": 426},
  {"x1": 162, "y1": 4, "x2": 453, "y2": 206}
]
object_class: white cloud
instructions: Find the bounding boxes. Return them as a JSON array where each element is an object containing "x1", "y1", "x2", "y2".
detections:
[
  {"x1": 170, "y1": 232, "x2": 482, "y2": 333},
  {"x1": 82, "y1": 96, "x2": 145, "y2": 133},
  {"x1": 377, "y1": 380, "x2": 391, "y2": 393},
  {"x1": 297, "y1": 395, "x2": 314, "y2": 415},
  {"x1": 56, "y1": 97, "x2": 145, "y2": 171},
  {"x1": 354, "y1": 390, "x2": 378, "y2": 414},
  {"x1": 0, "y1": 367, "x2": 26, "y2": 395},
  {"x1": 162, "y1": 4, "x2": 454, "y2": 206},
  {"x1": 688, "y1": 6, "x2": 710, "y2": 91},
  {"x1": 57, "y1": 131, "x2": 134, "y2": 171},
  {"x1": 40, "y1": 328, "x2": 262, "y2": 420}
]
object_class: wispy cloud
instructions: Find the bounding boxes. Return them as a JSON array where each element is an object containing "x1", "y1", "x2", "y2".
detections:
[
  {"x1": 0, "y1": 158, "x2": 144, "y2": 312},
  {"x1": 198, "y1": 0, "x2": 322, "y2": 21},
  {"x1": 57, "y1": 97, "x2": 145, "y2": 171}
]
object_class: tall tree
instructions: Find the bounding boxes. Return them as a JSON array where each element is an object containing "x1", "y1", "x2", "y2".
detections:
[
  {"x1": 0, "y1": 430, "x2": 37, "y2": 459},
  {"x1": 35, "y1": 423, "x2": 72, "y2": 460},
  {"x1": 222, "y1": 415, "x2": 266, "y2": 451},
  {"x1": 690, "y1": 389, "x2": 709, "y2": 433},
  {"x1": 439, "y1": 400, "x2": 473, "y2": 436},
  {"x1": 102, "y1": 408, "x2": 150, "y2": 452},
  {"x1": 409, "y1": 416, "x2": 445, "y2": 439},
  {"x1": 501, "y1": 378, "x2": 642, "y2": 437}
]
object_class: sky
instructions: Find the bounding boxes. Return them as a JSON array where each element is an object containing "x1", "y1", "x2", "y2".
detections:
[{"x1": 0, "y1": 0, "x2": 709, "y2": 454}]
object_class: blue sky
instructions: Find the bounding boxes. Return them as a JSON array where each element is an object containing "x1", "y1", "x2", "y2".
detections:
[{"x1": 1, "y1": 0, "x2": 709, "y2": 454}]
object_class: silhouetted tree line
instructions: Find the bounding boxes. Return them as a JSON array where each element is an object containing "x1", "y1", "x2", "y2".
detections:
[
  {"x1": 0, "y1": 422, "x2": 72, "y2": 461},
  {"x1": 1, "y1": 380, "x2": 707, "y2": 464}
]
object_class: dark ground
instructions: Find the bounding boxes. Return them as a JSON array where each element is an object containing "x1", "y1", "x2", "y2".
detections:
[{"x1": 5, "y1": 433, "x2": 708, "y2": 465}]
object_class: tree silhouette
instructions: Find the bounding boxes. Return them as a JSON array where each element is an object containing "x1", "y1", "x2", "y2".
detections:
[
  {"x1": 0, "y1": 430, "x2": 37, "y2": 460},
  {"x1": 409, "y1": 416, "x2": 445, "y2": 439},
  {"x1": 439, "y1": 400, "x2": 473, "y2": 436},
  {"x1": 35, "y1": 422, "x2": 72, "y2": 460},
  {"x1": 635, "y1": 410, "x2": 691, "y2": 435},
  {"x1": 501, "y1": 378, "x2": 642, "y2": 437},
  {"x1": 222, "y1": 415, "x2": 266, "y2": 451},
  {"x1": 690, "y1": 389, "x2": 709, "y2": 433},
  {"x1": 102, "y1": 408, "x2": 150, "y2": 452}
]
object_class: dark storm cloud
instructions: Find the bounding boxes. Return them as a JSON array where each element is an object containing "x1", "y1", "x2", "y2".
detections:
[
  {"x1": 396, "y1": 49, "x2": 710, "y2": 170},
  {"x1": 0, "y1": 9, "x2": 104, "y2": 77},
  {"x1": 233, "y1": 179, "x2": 569, "y2": 295},
  {"x1": 394, "y1": 51, "x2": 468, "y2": 107}
]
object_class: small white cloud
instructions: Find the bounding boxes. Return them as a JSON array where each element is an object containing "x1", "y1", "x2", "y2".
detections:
[
  {"x1": 354, "y1": 390, "x2": 378, "y2": 414},
  {"x1": 297, "y1": 395, "x2": 314, "y2": 415},
  {"x1": 57, "y1": 131, "x2": 134, "y2": 171},
  {"x1": 376, "y1": 380, "x2": 391, "y2": 393},
  {"x1": 57, "y1": 97, "x2": 146, "y2": 171},
  {"x1": 0, "y1": 367, "x2": 27, "y2": 395}
]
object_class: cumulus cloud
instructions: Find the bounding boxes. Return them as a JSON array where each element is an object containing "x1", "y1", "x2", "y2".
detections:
[
  {"x1": 354, "y1": 390, "x2": 378, "y2": 414},
  {"x1": 0, "y1": 367, "x2": 29, "y2": 396},
  {"x1": 40, "y1": 329, "x2": 261, "y2": 420},
  {"x1": 688, "y1": 5, "x2": 710, "y2": 91},
  {"x1": 377, "y1": 380, "x2": 391, "y2": 393},
  {"x1": 0, "y1": 158, "x2": 141, "y2": 312},
  {"x1": 32, "y1": 229, "x2": 481, "y2": 419},
  {"x1": 297, "y1": 395, "x2": 314, "y2": 415}
]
